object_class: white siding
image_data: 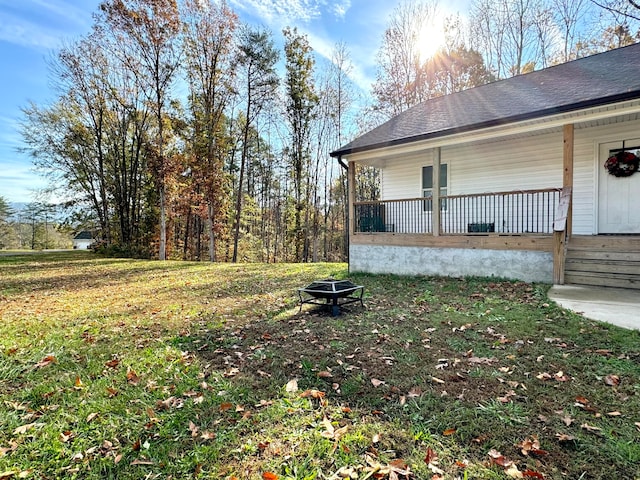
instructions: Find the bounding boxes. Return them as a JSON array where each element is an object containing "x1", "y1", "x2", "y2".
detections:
[
  {"x1": 573, "y1": 118, "x2": 640, "y2": 234},
  {"x1": 380, "y1": 117, "x2": 640, "y2": 235},
  {"x1": 383, "y1": 132, "x2": 562, "y2": 198}
]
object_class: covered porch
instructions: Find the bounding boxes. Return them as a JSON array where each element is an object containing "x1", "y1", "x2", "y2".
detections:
[{"x1": 345, "y1": 125, "x2": 578, "y2": 285}]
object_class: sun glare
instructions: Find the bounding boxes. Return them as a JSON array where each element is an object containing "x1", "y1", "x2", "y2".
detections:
[{"x1": 417, "y1": 20, "x2": 446, "y2": 62}]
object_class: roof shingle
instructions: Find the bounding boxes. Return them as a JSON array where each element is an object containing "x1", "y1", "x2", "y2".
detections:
[{"x1": 331, "y1": 43, "x2": 640, "y2": 157}]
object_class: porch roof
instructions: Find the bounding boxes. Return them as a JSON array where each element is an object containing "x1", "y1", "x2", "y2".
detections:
[{"x1": 331, "y1": 43, "x2": 640, "y2": 158}]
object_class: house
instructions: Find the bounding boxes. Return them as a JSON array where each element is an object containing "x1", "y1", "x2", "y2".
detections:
[
  {"x1": 72, "y1": 231, "x2": 94, "y2": 250},
  {"x1": 331, "y1": 43, "x2": 640, "y2": 289}
]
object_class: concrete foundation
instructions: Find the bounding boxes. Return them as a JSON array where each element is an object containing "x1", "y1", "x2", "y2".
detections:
[{"x1": 350, "y1": 244, "x2": 553, "y2": 283}]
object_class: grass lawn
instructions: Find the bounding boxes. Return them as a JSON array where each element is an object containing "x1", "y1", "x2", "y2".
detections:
[{"x1": 0, "y1": 252, "x2": 638, "y2": 479}]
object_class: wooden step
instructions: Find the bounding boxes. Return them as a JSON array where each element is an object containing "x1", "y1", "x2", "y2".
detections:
[
  {"x1": 564, "y1": 272, "x2": 640, "y2": 290},
  {"x1": 564, "y1": 237, "x2": 640, "y2": 290},
  {"x1": 565, "y1": 260, "x2": 640, "y2": 276}
]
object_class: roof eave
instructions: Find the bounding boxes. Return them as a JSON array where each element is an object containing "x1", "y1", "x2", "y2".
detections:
[{"x1": 330, "y1": 91, "x2": 640, "y2": 158}]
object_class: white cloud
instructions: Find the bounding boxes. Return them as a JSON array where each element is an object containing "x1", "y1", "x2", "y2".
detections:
[
  {"x1": 0, "y1": 0, "x2": 96, "y2": 50},
  {"x1": 331, "y1": 0, "x2": 351, "y2": 19},
  {"x1": 0, "y1": 14, "x2": 65, "y2": 49},
  {"x1": 229, "y1": 0, "x2": 351, "y2": 25}
]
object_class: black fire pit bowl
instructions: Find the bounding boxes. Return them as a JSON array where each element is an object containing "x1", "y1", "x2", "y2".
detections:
[{"x1": 297, "y1": 278, "x2": 364, "y2": 316}]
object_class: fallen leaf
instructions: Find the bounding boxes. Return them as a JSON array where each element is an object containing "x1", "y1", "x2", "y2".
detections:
[
  {"x1": 13, "y1": 422, "x2": 44, "y2": 435},
  {"x1": 300, "y1": 389, "x2": 325, "y2": 399},
  {"x1": 126, "y1": 369, "x2": 140, "y2": 385},
  {"x1": 606, "y1": 411, "x2": 622, "y2": 416},
  {"x1": 488, "y1": 449, "x2": 513, "y2": 467},
  {"x1": 0, "y1": 442, "x2": 18, "y2": 458},
  {"x1": 468, "y1": 356, "x2": 496, "y2": 365},
  {"x1": 555, "y1": 433, "x2": 576, "y2": 442},
  {"x1": 34, "y1": 355, "x2": 56, "y2": 369},
  {"x1": 581, "y1": 423, "x2": 602, "y2": 433},
  {"x1": 442, "y1": 428, "x2": 456, "y2": 436},
  {"x1": 318, "y1": 371, "x2": 333, "y2": 378},
  {"x1": 105, "y1": 359, "x2": 120, "y2": 368},
  {"x1": 604, "y1": 374, "x2": 620, "y2": 386},
  {"x1": 554, "y1": 371, "x2": 570, "y2": 382},
  {"x1": 516, "y1": 435, "x2": 548, "y2": 457},
  {"x1": 219, "y1": 402, "x2": 233, "y2": 412},
  {"x1": 106, "y1": 387, "x2": 119, "y2": 398},
  {"x1": 522, "y1": 470, "x2": 545, "y2": 478},
  {"x1": 285, "y1": 379, "x2": 298, "y2": 393},
  {"x1": 86, "y1": 412, "x2": 99, "y2": 423},
  {"x1": 371, "y1": 378, "x2": 385, "y2": 387},
  {"x1": 334, "y1": 466, "x2": 357, "y2": 479},
  {"x1": 505, "y1": 464, "x2": 523, "y2": 478},
  {"x1": 424, "y1": 447, "x2": 438, "y2": 464}
]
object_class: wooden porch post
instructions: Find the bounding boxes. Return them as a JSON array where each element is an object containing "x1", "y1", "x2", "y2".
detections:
[
  {"x1": 348, "y1": 160, "x2": 356, "y2": 238},
  {"x1": 563, "y1": 124, "x2": 574, "y2": 238},
  {"x1": 432, "y1": 147, "x2": 441, "y2": 236},
  {"x1": 553, "y1": 124, "x2": 574, "y2": 284}
]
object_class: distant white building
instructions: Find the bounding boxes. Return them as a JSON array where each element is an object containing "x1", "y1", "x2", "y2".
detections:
[{"x1": 72, "y1": 231, "x2": 93, "y2": 250}]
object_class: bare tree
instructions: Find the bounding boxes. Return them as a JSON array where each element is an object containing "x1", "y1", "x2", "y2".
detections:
[
  {"x1": 471, "y1": 0, "x2": 553, "y2": 77},
  {"x1": 551, "y1": 0, "x2": 590, "y2": 61},
  {"x1": 372, "y1": 0, "x2": 439, "y2": 118}
]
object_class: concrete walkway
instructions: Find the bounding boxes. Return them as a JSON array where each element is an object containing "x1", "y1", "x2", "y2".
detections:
[{"x1": 548, "y1": 285, "x2": 640, "y2": 330}]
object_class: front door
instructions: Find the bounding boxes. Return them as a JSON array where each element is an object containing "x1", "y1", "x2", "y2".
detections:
[{"x1": 598, "y1": 139, "x2": 640, "y2": 234}]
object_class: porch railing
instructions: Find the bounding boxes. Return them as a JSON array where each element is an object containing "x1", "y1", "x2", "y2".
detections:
[{"x1": 354, "y1": 188, "x2": 562, "y2": 235}]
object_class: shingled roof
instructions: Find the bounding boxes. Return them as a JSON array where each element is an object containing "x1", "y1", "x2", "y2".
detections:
[{"x1": 331, "y1": 43, "x2": 640, "y2": 158}]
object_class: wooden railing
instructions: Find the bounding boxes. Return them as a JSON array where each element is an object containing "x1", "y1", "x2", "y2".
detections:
[{"x1": 354, "y1": 187, "x2": 563, "y2": 235}]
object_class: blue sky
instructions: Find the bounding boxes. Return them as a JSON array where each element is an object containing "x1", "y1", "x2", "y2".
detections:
[{"x1": 0, "y1": 0, "x2": 467, "y2": 204}]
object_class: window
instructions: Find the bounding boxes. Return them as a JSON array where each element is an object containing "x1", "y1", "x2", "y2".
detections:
[{"x1": 422, "y1": 164, "x2": 447, "y2": 211}]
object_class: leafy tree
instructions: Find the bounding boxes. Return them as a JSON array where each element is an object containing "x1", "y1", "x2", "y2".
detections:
[
  {"x1": 0, "y1": 196, "x2": 14, "y2": 249},
  {"x1": 283, "y1": 27, "x2": 319, "y2": 261},
  {"x1": 182, "y1": 0, "x2": 238, "y2": 262},
  {"x1": 232, "y1": 25, "x2": 279, "y2": 262},
  {"x1": 100, "y1": 0, "x2": 182, "y2": 260},
  {"x1": 424, "y1": 45, "x2": 496, "y2": 96}
]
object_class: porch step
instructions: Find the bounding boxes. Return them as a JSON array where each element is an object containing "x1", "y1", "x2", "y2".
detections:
[{"x1": 564, "y1": 237, "x2": 640, "y2": 290}]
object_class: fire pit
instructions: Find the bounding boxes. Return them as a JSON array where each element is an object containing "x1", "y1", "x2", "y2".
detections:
[{"x1": 298, "y1": 279, "x2": 364, "y2": 316}]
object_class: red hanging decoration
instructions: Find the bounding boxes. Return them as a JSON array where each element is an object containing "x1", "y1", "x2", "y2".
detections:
[{"x1": 604, "y1": 151, "x2": 639, "y2": 177}]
